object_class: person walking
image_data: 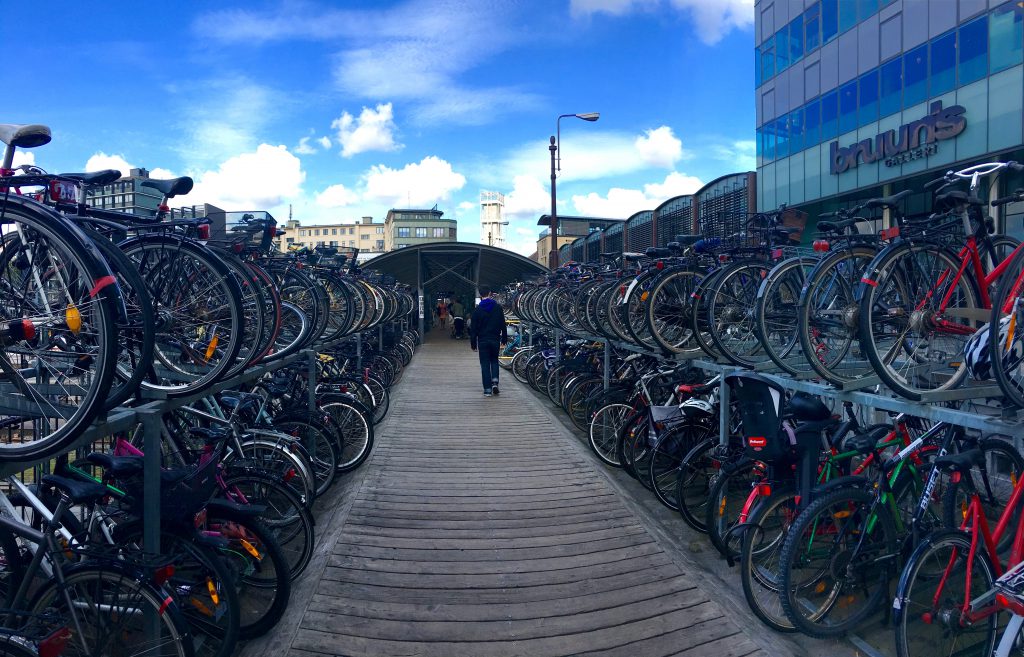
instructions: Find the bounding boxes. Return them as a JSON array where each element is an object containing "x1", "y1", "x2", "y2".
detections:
[{"x1": 470, "y1": 286, "x2": 508, "y2": 397}]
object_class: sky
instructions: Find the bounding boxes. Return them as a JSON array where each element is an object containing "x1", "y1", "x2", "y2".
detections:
[{"x1": 5, "y1": 0, "x2": 755, "y2": 256}]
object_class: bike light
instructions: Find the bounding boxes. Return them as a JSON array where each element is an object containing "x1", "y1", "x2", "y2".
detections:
[
  {"x1": 154, "y1": 564, "x2": 176, "y2": 586},
  {"x1": 233, "y1": 243, "x2": 244, "y2": 253},
  {"x1": 38, "y1": 627, "x2": 72, "y2": 657},
  {"x1": 1, "y1": 318, "x2": 35, "y2": 346},
  {"x1": 756, "y1": 483, "x2": 772, "y2": 497},
  {"x1": 195, "y1": 223, "x2": 211, "y2": 240},
  {"x1": 284, "y1": 468, "x2": 297, "y2": 482},
  {"x1": 655, "y1": 261, "x2": 664, "y2": 270},
  {"x1": 813, "y1": 240, "x2": 831, "y2": 252}
]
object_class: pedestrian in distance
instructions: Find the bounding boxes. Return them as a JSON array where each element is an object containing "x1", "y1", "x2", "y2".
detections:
[{"x1": 470, "y1": 285, "x2": 508, "y2": 397}]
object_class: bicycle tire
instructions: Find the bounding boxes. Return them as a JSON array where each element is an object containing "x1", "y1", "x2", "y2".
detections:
[
  {"x1": 321, "y1": 398, "x2": 374, "y2": 473},
  {"x1": 676, "y1": 437, "x2": 718, "y2": 533},
  {"x1": 704, "y1": 458, "x2": 760, "y2": 560},
  {"x1": 988, "y1": 246, "x2": 1024, "y2": 407},
  {"x1": 755, "y1": 256, "x2": 817, "y2": 376},
  {"x1": 707, "y1": 261, "x2": 772, "y2": 367},
  {"x1": 648, "y1": 420, "x2": 712, "y2": 511},
  {"x1": 738, "y1": 489, "x2": 799, "y2": 632}
]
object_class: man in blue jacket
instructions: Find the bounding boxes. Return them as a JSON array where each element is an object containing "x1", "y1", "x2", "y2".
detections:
[{"x1": 469, "y1": 285, "x2": 508, "y2": 397}]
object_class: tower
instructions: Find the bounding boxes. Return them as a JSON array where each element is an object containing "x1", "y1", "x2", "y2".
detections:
[{"x1": 479, "y1": 191, "x2": 507, "y2": 248}]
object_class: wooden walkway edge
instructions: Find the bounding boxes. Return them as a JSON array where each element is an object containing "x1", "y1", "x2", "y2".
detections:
[{"x1": 241, "y1": 329, "x2": 796, "y2": 657}]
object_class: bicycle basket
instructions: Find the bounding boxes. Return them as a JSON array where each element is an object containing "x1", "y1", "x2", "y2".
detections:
[{"x1": 725, "y1": 372, "x2": 791, "y2": 461}]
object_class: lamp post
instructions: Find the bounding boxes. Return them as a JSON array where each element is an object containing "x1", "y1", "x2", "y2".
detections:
[{"x1": 548, "y1": 112, "x2": 599, "y2": 270}]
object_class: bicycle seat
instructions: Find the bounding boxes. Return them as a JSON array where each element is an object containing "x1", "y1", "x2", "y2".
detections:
[
  {"x1": 140, "y1": 176, "x2": 194, "y2": 198},
  {"x1": 645, "y1": 247, "x2": 672, "y2": 258},
  {"x1": 41, "y1": 474, "x2": 109, "y2": 504},
  {"x1": 789, "y1": 392, "x2": 831, "y2": 422},
  {"x1": 935, "y1": 190, "x2": 984, "y2": 207},
  {"x1": 0, "y1": 123, "x2": 51, "y2": 149},
  {"x1": 622, "y1": 252, "x2": 645, "y2": 261},
  {"x1": 816, "y1": 218, "x2": 856, "y2": 233},
  {"x1": 58, "y1": 170, "x2": 122, "y2": 187},
  {"x1": 674, "y1": 235, "x2": 703, "y2": 246},
  {"x1": 842, "y1": 426, "x2": 890, "y2": 455},
  {"x1": 86, "y1": 452, "x2": 145, "y2": 478},
  {"x1": 933, "y1": 449, "x2": 986, "y2": 474},
  {"x1": 865, "y1": 189, "x2": 912, "y2": 210},
  {"x1": 219, "y1": 395, "x2": 260, "y2": 415}
]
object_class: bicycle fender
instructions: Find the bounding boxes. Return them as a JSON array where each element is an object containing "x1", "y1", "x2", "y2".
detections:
[{"x1": 206, "y1": 497, "x2": 267, "y2": 518}]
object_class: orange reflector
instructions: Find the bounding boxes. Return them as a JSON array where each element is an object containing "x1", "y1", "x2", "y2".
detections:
[
  {"x1": 206, "y1": 578, "x2": 220, "y2": 605},
  {"x1": 832, "y1": 510, "x2": 851, "y2": 519},
  {"x1": 718, "y1": 496, "x2": 727, "y2": 517},
  {"x1": 191, "y1": 598, "x2": 214, "y2": 617},
  {"x1": 241, "y1": 539, "x2": 262, "y2": 561},
  {"x1": 204, "y1": 331, "x2": 219, "y2": 362},
  {"x1": 66, "y1": 305, "x2": 82, "y2": 334}
]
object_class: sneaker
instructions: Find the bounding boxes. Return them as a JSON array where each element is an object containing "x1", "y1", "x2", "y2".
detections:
[
  {"x1": 484, "y1": 391, "x2": 492, "y2": 397},
  {"x1": 491, "y1": 383, "x2": 500, "y2": 396}
]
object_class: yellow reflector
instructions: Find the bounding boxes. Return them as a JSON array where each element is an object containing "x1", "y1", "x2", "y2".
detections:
[
  {"x1": 206, "y1": 578, "x2": 220, "y2": 605},
  {"x1": 815, "y1": 581, "x2": 826, "y2": 594},
  {"x1": 204, "y1": 331, "x2": 219, "y2": 362},
  {"x1": 718, "y1": 497, "x2": 727, "y2": 517},
  {"x1": 191, "y1": 598, "x2": 213, "y2": 617},
  {"x1": 66, "y1": 305, "x2": 81, "y2": 334},
  {"x1": 949, "y1": 361, "x2": 961, "y2": 368},
  {"x1": 832, "y1": 510, "x2": 851, "y2": 519},
  {"x1": 241, "y1": 538, "x2": 262, "y2": 561},
  {"x1": 1008, "y1": 313, "x2": 1018, "y2": 352},
  {"x1": 640, "y1": 291, "x2": 649, "y2": 302}
]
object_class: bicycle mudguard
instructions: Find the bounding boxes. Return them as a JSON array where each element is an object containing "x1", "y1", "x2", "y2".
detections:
[{"x1": 810, "y1": 474, "x2": 870, "y2": 498}]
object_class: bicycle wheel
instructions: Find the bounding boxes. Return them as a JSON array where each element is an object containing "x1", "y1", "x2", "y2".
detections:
[
  {"x1": 648, "y1": 420, "x2": 711, "y2": 511},
  {"x1": 988, "y1": 246, "x2": 1024, "y2": 407},
  {"x1": 219, "y1": 470, "x2": 315, "y2": 580},
  {"x1": 940, "y1": 440, "x2": 1024, "y2": 553},
  {"x1": 739, "y1": 490, "x2": 799, "y2": 632},
  {"x1": 676, "y1": 437, "x2": 719, "y2": 533},
  {"x1": 0, "y1": 203, "x2": 119, "y2": 461},
  {"x1": 30, "y1": 564, "x2": 194, "y2": 657},
  {"x1": 756, "y1": 256, "x2": 816, "y2": 376},
  {"x1": 588, "y1": 403, "x2": 631, "y2": 467},
  {"x1": 273, "y1": 416, "x2": 338, "y2": 497},
  {"x1": 321, "y1": 398, "x2": 374, "y2": 473},
  {"x1": 858, "y1": 242, "x2": 980, "y2": 400},
  {"x1": 797, "y1": 246, "x2": 878, "y2": 386},
  {"x1": 778, "y1": 486, "x2": 899, "y2": 638},
  {"x1": 566, "y1": 377, "x2": 602, "y2": 431},
  {"x1": 893, "y1": 529, "x2": 998, "y2": 657},
  {"x1": 704, "y1": 458, "x2": 760, "y2": 560},
  {"x1": 120, "y1": 235, "x2": 244, "y2": 397},
  {"x1": 645, "y1": 268, "x2": 704, "y2": 356},
  {"x1": 707, "y1": 262, "x2": 771, "y2": 367}
]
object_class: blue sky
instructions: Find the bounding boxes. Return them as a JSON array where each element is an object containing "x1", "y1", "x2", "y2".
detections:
[{"x1": 6, "y1": 0, "x2": 755, "y2": 255}]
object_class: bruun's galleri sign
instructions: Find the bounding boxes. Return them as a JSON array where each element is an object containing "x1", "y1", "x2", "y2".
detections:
[{"x1": 829, "y1": 101, "x2": 967, "y2": 175}]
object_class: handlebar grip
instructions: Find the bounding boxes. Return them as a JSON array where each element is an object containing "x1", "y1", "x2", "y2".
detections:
[
  {"x1": 818, "y1": 211, "x2": 838, "y2": 219},
  {"x1": 992, "y1": 194, "x2": 1023, "y2": 207},
  {"x1": 924, "y1": 176, "x2": 949, "y2": 189}
]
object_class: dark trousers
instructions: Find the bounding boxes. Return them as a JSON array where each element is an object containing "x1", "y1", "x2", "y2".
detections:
[{"x1": 478, "y1": 340, "x2": 500, "y2": 391}]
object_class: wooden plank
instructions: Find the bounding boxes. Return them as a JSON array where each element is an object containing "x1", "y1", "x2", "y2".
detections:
[
  {"x1": 342, "y1": 515, "x2": 641, "y2": 539},
  {"x1": 331, "y1": 533, "x2": 657, "y2": 562}
]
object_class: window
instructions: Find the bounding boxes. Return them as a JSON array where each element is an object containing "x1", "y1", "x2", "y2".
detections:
[
  {"x1": 398, "y1": 227, "x2": 410, "y2": 237},
  {"x1": 991, "y1": 4, "x2": 1024, "y2": 73},
  {"x1": 376, "y1": 240, "x2": 385, "y2": 249},
  {"x1": 349, "y1": 227, "x2": 355, "y2": 234},
  {"x1": 350, "y1": 240, "x2": 355, "y2": 246},
  {"x1": 804, "y1": 4, "x2": 820, "y2": 53},
  {"x1": 879, "y1": 57, "x2": 902, "y2": 117},
  {"x1": 904, "y1": 44, "x2": 928, "y2": 107},
  {"x1": 361, "y1": 234, "x2": 369, "y2": 240},
  {"x1": 821, "y1": 89, "x2": 839, "y2": 139},
  {"x1": 775, "y1": 115, "x2": 790, "y2": 159},
  {"x1": 804, "y1": 98, "x2": 821, "y2": 147},
  {"x1": 839, "y1": 0, "x2": 857, "y2": 34},
  {"x1": 762, "y1": 122, "x2": 775, "y2": 160},
  {"x1": 415, "y1": 227, "x2": 427, "y2": 237},
  {"x1": 859, "y1": 70, "x2": 879, "y2": 127},
  {"x1": 376, "y1": 226, "x2": 384, "y2": 234},
  {"x1": 821, "y1": 0, "x2": 838, "y2": 44},
  {"x1": 838, "y1": 80, "x2": 858, "y2": 134},
  {"x1": 330, "y1": 240, "x2": 338, "y2": 246},
  {"x1": 761, "y1": 44, "x2": 775, "y2": 83},
  {"x1": 432, "y1": 227, "x2": 446, "y2": 237},
  {"x1": 755, "y1": 47, "x2": 762, "y2": 86},
  {"x1": 958, "y1": 15, "x2": 988, "y2": 86},
  {"x1": 857, "y1": 0, "x2": 878, "y2": 23},
  {"x1": 790, "y1": 108, "x2": 805, "y2": 153},
  {"x1": 930, "y1": 30, "x2": 956, "y2": 97},
  {"x1": 449, "y1": 228, "x2": 457, "y2": 239},
  {"x1": 787, "y1": 17, "x2": 802, "y2": 63},
  {"x1": 776, "y1": 31, "x2": 790, "y2": 72},
  {"x1": 332, "y1": 228, "x2": 338, "y2": 235},
  {"x1": 286, "y1": 237, "x2": 294, "y2": 243}
]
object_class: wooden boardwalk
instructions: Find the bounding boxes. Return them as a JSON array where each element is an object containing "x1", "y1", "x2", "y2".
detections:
[{"x1": 244, "y1": 329, "x2": 789, "y2": 657}]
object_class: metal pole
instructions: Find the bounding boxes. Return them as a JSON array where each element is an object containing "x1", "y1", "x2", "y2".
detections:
[
  {"x1": 308, "y1": 349, "x2": 317, "y2": 415},
  {"x1": 140, "y1": 405, "x2": 163, "y2": 555},
  {"x1": 603, "y1": 340, "x2": 610, "y2": 390},
  {"x1": 548, "y1": 136, "x2": 557, "y2": 270},
  {"x1": 719, "y1": 380, "x2": 730, "y2": 448},
  {"x1": 356, "y1": 332, "x2": 362, "y2": 370}
]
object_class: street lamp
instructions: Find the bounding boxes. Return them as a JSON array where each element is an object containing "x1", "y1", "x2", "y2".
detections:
[{"x1": 548, "y1": 112, "x2": 600, "y2": 270}]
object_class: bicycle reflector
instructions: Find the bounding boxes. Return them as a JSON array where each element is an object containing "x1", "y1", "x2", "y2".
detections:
[
  {"x1": 812, "y1": 240, "x2": 831, "y2": 252},
  {"x1": 38, "y1": 627, "x2": 73, "y2": 657},
  {"x1": 0, "y1": 318, "x2": 35, "y2": 346},
  {"x1": 197, "y1": 223, "x2": 211, "y2": 240},
  {"x1": 154, "y1": 564, "x2": 176, "y2": 586}
]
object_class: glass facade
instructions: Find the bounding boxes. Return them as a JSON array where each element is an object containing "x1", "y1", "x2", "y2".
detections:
[{"x1": 756, "y1": 0, "x2": 1024, "y2": 219}]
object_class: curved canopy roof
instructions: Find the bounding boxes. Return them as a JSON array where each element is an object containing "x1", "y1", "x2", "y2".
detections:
[{"x1": 362, "y1": 242, "x2": 548, "y2": 292}]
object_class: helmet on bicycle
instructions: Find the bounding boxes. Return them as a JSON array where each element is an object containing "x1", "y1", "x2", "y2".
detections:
[{"x1": 964, "y1": 315, "x2": 1024, "y2": 381}]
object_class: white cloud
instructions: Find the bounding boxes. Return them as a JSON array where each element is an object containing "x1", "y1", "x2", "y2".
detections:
[
  {"x1": 189, "y1": 144, "x2": 305, "y2": 210},
  {"x1": 85, "y1": 152, "x2": 134, "y2": 176},
  {"x1": 173, "y1": 78, "x2": 275, "y2": 167},
  {"x1": 316, "y1": 183, "x2": 359, "y2": 208},
  {"x1": 149, "y1": 168, "x2": 177, "y2": 180},
  {"x1": 504, "y1": 175, "x2": 550, "y2": 221},
  {"x1": 571, "y1": 171, "x2": 703, "y2": 217},
  {"x1": 295, "y1": 137, "x2": 317, "y2": 155},
  {"x1": 570, "y1": 0, "x2": 753, "y2": 45},
  {"x1": 457, "y1": 201, "x2": 475, "y2": 212},
  {"x1": 11, "y1": 152, "x2": 35, "y2": 169},
  {"x1": 711, "y1": 139, "x2": 757, "y2": 172},
  {"x1": 635, "y1": 126, "x2": 682, "y2": 168},
  {"x1": 317, "y1": 136, "x2": 332, "y2": 149},
  {"x1": 362, "y1": 156, "x2": 465, "y2": 207},
  {"x1": 514, "y1": 227, "x2": 535, "y2": 236},
  {"x1": 331, "y1": 103, "x2": 401, "y2": 157}
]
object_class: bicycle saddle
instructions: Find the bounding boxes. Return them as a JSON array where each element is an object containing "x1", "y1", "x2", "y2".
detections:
[
  {"x1": 842, "y1": 425, "x2": 890, "y2": 455},
  {"x1": 645, "y1": 247, "x2": 672, "y2": 258},
  {"x1": 934, "y1": 190, "x2": 984, "y2": 207},
  {"x1": 58, "y1": 170, "x2": 122, "y2": 187},
  {"x1": 41, "y1": 474, "x2": 109, "y2": 504},
  {"x1": 674, "y1": 234, "x2": 703, "y2": 246},
  {"x1": 865, "y1": 189, "x2": 912, "y2": 209},
  {"x1": 141, "y1": 176, "x2": 194, "y2": 198},
  {"x1": 788, "y1": 392, "x2": 831, "y2": 422},
  {"x1": 933, "y1": 449, "x2": 986, "y2": 474},
  {"x1": 0, "y1": 123, "x2": 51, "y2": 148}
]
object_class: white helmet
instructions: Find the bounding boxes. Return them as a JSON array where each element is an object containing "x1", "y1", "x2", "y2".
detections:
[{"x1": 964, "y1": 315, "x2": 1024, "y2": 381}]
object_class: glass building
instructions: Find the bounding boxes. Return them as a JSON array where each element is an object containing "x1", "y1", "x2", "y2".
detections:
[{"x1": 755, "y1": 0, "x2": 1024, "y2": 236}]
